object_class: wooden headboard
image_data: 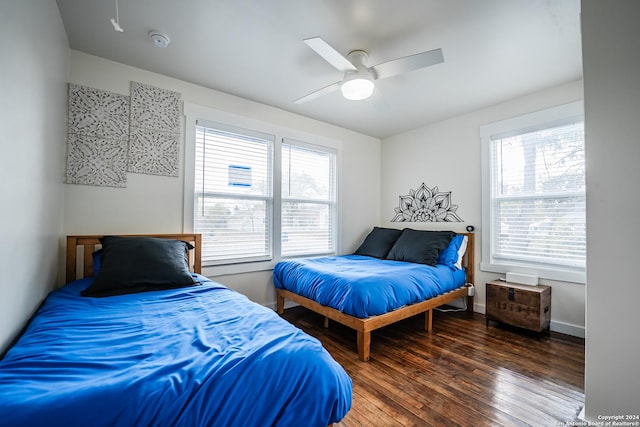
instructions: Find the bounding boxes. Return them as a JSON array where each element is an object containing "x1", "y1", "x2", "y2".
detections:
[{"x1": 66, "y1": 234, "x2": 202, "y2": 283}]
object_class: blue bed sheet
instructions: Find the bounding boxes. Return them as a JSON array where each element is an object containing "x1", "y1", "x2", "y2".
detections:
[
  {"x1": 273, "y1": 255, "x2": 467, "y2": 318},
  {"x1": 0, "y1": 275, "x2": 351, "y2": 427}
]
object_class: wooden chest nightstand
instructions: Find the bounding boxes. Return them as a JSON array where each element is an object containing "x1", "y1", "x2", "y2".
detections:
[{"x1": 485, "y1": 280, "x2": 551, "y2": 332}]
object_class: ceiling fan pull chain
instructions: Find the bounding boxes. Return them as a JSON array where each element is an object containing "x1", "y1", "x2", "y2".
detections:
[{"x1": 111, "y1": 0, "x2": 124, "y2": 32}]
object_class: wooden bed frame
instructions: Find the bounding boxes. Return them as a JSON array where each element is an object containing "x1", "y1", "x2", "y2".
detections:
[
  {"x1": 276, "y1": 232, "x2": 475, "y2": 362},
  {"x1": 66, "y1": 234, "x2": 202, "y2": 283}
]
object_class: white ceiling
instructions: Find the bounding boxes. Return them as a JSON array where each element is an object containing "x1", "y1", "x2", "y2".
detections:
[{"x1": 55, "y1": 0, "x2": 582, "y2": 139}]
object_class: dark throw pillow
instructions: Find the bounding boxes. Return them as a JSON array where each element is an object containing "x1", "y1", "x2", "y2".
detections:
[
  {"x1": 386, "y1": 229, "x2": 455, "y2": 266},
  {"x1": 354, "y1": 227, "x2": 403, "y2": 258},
  {"x1": 82, "y1": 236, "x2": 197, "y2": 297}
]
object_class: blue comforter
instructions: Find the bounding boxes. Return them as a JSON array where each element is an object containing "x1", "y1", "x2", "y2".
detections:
[
  {"x1": 274, "y1": 255, "x2": 466, "y2": 318},
  {"x1": 0, "y1": 275, "x2": 351, "y2": 427}
]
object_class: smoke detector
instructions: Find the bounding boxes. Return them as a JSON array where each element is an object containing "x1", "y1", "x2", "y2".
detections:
[{"x1": 149, "y1": 31, "x2": 170, "y2": 48}]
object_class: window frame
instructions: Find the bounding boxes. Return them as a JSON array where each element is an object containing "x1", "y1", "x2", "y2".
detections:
[
  {"x1": 183, "y1": 102, "x2": 342, "y2": 276},
  {"x1": 194, "y1": 119, "x2": 275, "y2": 266},
  {"x1": 480, "y1": 101, "x2": 586, "y2": 284},
  {"x1": 280, "y1": 138, "x2": 338, "y2": 258}
]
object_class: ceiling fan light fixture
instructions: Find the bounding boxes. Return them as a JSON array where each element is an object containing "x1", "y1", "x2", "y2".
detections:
[
  {"x1": 296, "y1": 37, "x2": 443, "y2": 104},
  {"x1": 340, "y1": 75, "x2": 374, "y2": 101}
]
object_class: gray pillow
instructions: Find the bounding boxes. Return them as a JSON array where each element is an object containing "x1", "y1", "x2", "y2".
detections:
[
  {"x1": 386, "y1": 229, "x2": 455, "y2": 266},
  {"x1": 354, "y1": 227, "x2": 402, "y2": 258},
  {"x1": 81, "y1": 236, "x2": 197, "y2": 297}
]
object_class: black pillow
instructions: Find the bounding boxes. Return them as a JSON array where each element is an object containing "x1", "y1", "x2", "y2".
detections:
[
  {"x1": 386, "y1": 229, "x2": 455, "y2": 266},
  {"x1": 82, "y1": 236, "x2": 197, "y2": 297},
  {"x1": 354, "y1": 227, "x2": 403, "y2": 258}
]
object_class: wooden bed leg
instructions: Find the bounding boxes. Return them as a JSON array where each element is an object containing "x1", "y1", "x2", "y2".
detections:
[
  {"x1": 276, "y1": 293, "x2": 285, "y2": 315},
  {"x1": 467, "y1": 294, "x2": 475, "y2": 314},
  {"x1": 425, "y1": 309, "x2": 433, "y2": 332},
  {"x1": 323, "y1": 317, "x2": 329, "y2": 328},
  {"x1": 357, "y1": 330, "x2": 371, "y2": 361}
]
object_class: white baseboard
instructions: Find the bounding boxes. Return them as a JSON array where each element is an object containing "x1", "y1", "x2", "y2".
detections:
[
  {"x1": 442, "y1": 297, "x2": 466, "y2": 309},
  {"x1": 266, "y1": 299, "x2": 299, "y2": 311},
  {"x1": 550, "y1": 320, "x2": 585, "y2": 338}
]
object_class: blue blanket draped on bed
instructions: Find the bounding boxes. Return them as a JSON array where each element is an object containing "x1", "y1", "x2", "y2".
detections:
[
  {"x1": 0, "y1": 275, "x2": 351, "y2": 427},
  {"x1": 273, "y1": 255, "x2": 467, "y2": 318}
]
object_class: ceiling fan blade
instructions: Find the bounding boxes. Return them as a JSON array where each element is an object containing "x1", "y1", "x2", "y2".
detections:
[
  {"x1": 371, "y1": 48, "x2": 444, "y2": 80},
  {"x1": 304, "y1": 37, "x2": 358, "y2": 72},
  {"x1": 294, "y1": 81, "x2": 341, "y2": 104}
]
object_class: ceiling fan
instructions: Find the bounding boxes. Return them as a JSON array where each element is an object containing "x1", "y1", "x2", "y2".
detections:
[{"x1": 295, "y1": 37, "x2": 444, "y2": 104}]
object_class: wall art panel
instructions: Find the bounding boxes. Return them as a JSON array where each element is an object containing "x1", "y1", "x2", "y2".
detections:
[
  {"x1": 65, "y1": 84, "x2": 129, "y2": 187},
  {"x1": 128, "y1": 127, "x2": 179, "y2": 177},
  {"x1": 128, "y1": 82, "x2": 181, "y2": 176},
  {"x1": 65, "y1": 134, "x2": 128, "y2": 188}
]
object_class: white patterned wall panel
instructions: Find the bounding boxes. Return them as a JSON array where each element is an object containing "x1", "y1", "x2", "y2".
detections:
[
  {"x1": 68, "y1": 84, "x2": 130, "y2": 139},
  {"x1": 128, "y1": 82, "x2": 181, "y2": 176},
  {"x1": 128, "y1": 127, "x2": 179, "y2": 177},
  {"x1": 65, "y1": 134, "x2": 128, "y2": 188},
  {"x1": 65, "y1": 84, "x2": 129, "y2": 187}
]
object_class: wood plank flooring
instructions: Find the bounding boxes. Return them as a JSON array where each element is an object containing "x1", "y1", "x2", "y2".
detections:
[{"x1": 281, "y1": 307, "x2": 585, "y2": 427}]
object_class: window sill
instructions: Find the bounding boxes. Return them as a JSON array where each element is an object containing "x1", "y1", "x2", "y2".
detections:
[
  {"x1": 480, "y1": 261, "x2": 585, "y2": 284},
  {"x1": 201, "y1": 252, "x2": 337, "y2": 276},
  {"x1": 202, "y1": 260, "x2": 276, "y2": 277}
]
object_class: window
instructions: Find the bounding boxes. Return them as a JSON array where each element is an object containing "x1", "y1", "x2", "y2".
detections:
[
  {"x1": 185, "y1": 106, "x2": 340, "y2": 271},
  {"x1": 481, "y1": 101, "x2": 585, "y2": 283},
  {"x1": 281, "y1": 139, "x2": 336, "y2": 257},
  {"x1": 194, "y1": 120, "x2": 273, "y2": 265}
]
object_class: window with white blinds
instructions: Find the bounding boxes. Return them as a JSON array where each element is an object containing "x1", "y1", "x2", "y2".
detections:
[
  {"x1": 481, "y1": 101, "x2": 586, "y2": 283},
  {"x1": 281, "y1": 139, "x2": 336, "y2": 257},
  {"x1": 194, "y1": 120, "x2": 273, "y2": 265},
  {"x1": 191, "y1": 117, "x2": 339, "y2": 267}
]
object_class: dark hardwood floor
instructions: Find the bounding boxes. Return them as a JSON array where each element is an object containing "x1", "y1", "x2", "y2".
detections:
[{"x1": 281, "y1": 307, "x2": 585, "y2": 427}]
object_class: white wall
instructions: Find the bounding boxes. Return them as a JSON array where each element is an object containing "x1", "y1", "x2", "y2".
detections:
[
  {"x1": 65, "y1": 51, "x2": 381, "y2": 306},
  {"x1": 381, "y1": 80, "x2": 585, "y2": 337},
  {"x1": 582, "y1": 0, "x2": 640, "y2": 419},
  {"x1": 0, "y1": 1, "x2": 69, "y2": 353}
]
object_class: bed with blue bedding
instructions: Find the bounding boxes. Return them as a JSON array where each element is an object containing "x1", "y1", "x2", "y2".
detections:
[
  {"x1": 274, "y1": 228, "x2": 475, "y2": 361},
  {"x1": 0, "y1": 234, "x2": 351, "y2": 427}
]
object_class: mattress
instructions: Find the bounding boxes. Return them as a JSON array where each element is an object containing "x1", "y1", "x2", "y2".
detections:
[
  {"x1": 273, "y1": 255, "x2": 467, "y2": 318},
  {"x1": 0, "y1": 275, "x2": 351, "y2": 427}
]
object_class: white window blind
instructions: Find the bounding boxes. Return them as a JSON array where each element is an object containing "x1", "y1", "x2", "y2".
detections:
[
  {"x1": 194, "y1": 120, "x2": 273, "y2": 265},
  {"x1": 281, "y1": 139, "x2": 336, "y2": 257},
  {"x1": 489, "y1": 118, "x2": 585, "y2": 272}
]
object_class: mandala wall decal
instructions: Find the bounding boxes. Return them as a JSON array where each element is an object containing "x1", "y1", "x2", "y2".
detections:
[
  {"x1": 128, "y1": 82, "x2": 181, "y2": 176},
  {"x1": 65, "y1": 84, "x2": 129, "y2": 187},
  {"x1": 391, "y1": 183, "x2": 463, "y2": 222}
]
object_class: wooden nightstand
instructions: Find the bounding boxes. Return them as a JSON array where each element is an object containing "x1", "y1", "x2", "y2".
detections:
[{"x1": 485, "y1": 280, "x2": 551, "y2": 332}]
